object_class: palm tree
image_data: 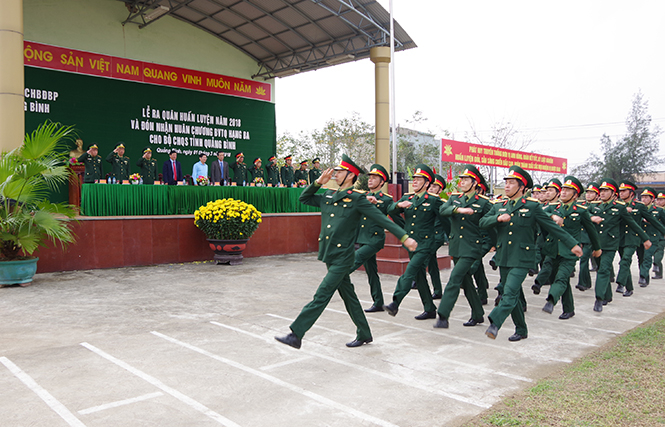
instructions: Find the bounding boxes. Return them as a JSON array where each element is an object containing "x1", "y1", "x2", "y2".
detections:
[{"x1": 0, "y1": 121, "x2": 77, "y2": 260}]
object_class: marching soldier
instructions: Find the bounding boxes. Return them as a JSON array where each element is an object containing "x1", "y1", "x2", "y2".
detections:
[
  {"x1": 427, "y1": 174, "x2": 451, "y2": 299},
  {"x1": 105, "y1": 143, "x2": 130, "y2": 182},
  {"x1": 542, "y1": 176, "x2": 602, "y2": 319},
  {"x1": 265, "y1": 156, "x2": 280, "y2": 186},
  {"x1": 136, "y1": 147, "x2": 158, "y2": 184},
  {"x1": 588, "y1": 179, "x2": 650, "y2": 309},
  {"x1": 384, "y1": 164, "x2": 443, "y2": 320},
  {"x1": 576, "y1": 182, "x2": 601, "y2": 291},
  {"x1": 78, "y1": 143, "x2": 102, "y2": 183},
  {"x1": 614, "y1": 181, "x2": 665, "y2": 296},
  {"x1": 532, "y1": 178, "x2": 563, "y2": 295},
  {"x1": 349, "y1": 164, "x2": 402, "y2": 312},
  {"x1": 434, "y1": 165, "x2": 495, "y2": 329},
  {"x1": 651, "y1": 192, "x2": 665, "y2": 279},
  {"x1": 480, "y1": 166, "x2": 581, "y2": 341},
  {"x1": 636, "y1": 187, "x2": 665, "y2": 287},
  {"x1": 274, "y1": 155, "x2": 416, "y2": 349},
  {"x1": 280, "y1": 155, "x2": 295, "y2": 187},
  {"x1": 470, "y1": 176, "x2": 495, "y2": 305},
  {"x1": 229, "y1": 152, "x2": 248, "y2": 186},
  {"x1": 309, "y1": 158, "x2": 322, "y2": 183},
  {"x1": 294, "y1": 160, "x2": 309, "y2": 185}
]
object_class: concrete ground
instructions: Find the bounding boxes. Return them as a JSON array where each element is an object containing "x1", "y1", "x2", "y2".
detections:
[{"x1": 1, "y1": 249, "x2": 663, "y2": 427}]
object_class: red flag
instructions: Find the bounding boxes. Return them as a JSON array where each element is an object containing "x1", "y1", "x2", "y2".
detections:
[{"x1": 447, "y1": 165, "x2": 453, "y2": 181}]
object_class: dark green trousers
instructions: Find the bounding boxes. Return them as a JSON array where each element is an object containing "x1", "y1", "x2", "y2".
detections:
[
  {"x1": 488, "y1": 267, "x2": 528, "y2": 336},
  {"x1": 437, "y1": 256, "x2": 484, "y2": 320},
  {"x1": 534, "y1": 256, "x2": 556, "y2": 287},
  {"x1": 471, "y1": 258, "x2": 489, "y2": 301},
  {"x1": 547, "y1": 257, "x2": 577, "y2": 313},
  {"x1": 617, "y1": 245, "x2": 638, "y2": 292},
  {"x1": 595, "y1": 250, "x2": 616, "y2": 301},
  {"x1": 351, "y1": 243, "x2": 384, "y2": 307},
  {"x1": 639, "y1": 244, "x2": 656, "y2": 284},
  {"x1": 495, "y1": 272, "x2": 527, "y2": 310},
  {"x1": 392, "y1": 250, "x2": 437, "y2": 312},
  {"x1": 653, "y1": 238, "x2": 665, "y2": 273},
  {"x1": 577, "y1": 243, "x2": 593, "y2": 289},
  {"x1": 427, "y1": 243, "x2": 444, "y2": 295},
  {"x1": 290, "y1": 262, "x2": 371, "y2": 341}
]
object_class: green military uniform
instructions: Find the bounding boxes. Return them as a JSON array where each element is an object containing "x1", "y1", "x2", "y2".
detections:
[
  {"x1": 135, "y1": 148, "x2": 158, "y2": 185},
  {"x1": 469, "y1": 176, "x2": 494, "y2": 304},
  {"x1": 249, "y1": 158, "x2": 265, "y2": 184},
  {"x1": 427, "y1": 174, "x2": 451, "y2": 299},
  {"x1": 480, "y1": 166, "x2": 579, "y2": 340},
  {"x1": 542, "y1": 177, "x2": 601, "y2": 318},
  {"x1": 436, "y1": 165, "x2": 495, "y2": 328},
  {"x1": 281, "y1": 155, "x2": 409, "y2": 348},
  {"x1": 280, "y1": 156, "x2": 295, "y2": 187},
  {"x1": 229, "y1": 152, "x2": 248, "y2": 186},
  {"x1": 349, "y1": 164, "x2": 399, "y2": 311},
  {"x1": 637, "y1": 187, "x2": 665, "y2": 285},
  {"x1": 105, "y1": 143, "x2": 130, "y2": 181},
  {"x1": 532, "y1": 178, "x2": 563, "y2": 294},
  {"x1": 309, "y1": 158, "x2": 322, "y2": 183},
  {"x1": 294, "y1": 161, "x2": 309, "y2": 185},
  {"x1": 385, "y1": 164, "x2": 442, "y2": 318},
  {"x1": 77, "y1": 144, "x2": 102, "y2": 183},
  {"x1": 576, "y1": 182, "x2": 600, "y2": 291},
  {"x1": 652, "y1": 192, "x2": 665, "y2": 279},
  {"x1": 265, "y1": 156, "x2": 280, "y2": 186},
  {"x1": 615, "y1": 181, "x2": 665, "y2": 294},
  {"x1": 588, "y1": 178, "x2": 650, "y2": 309}
]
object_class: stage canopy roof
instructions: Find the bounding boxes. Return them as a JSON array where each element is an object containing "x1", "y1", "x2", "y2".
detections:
[{"x1": 120, "y1": 0, "x2": 416, "y2": 79}]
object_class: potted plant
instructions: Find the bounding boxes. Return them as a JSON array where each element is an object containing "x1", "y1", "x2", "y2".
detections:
[
  {"x1": 194, "y1": 198, "x2": 262, "y2": 265},
  {"x1": 129, "y1": 173, "x2": 142, "y2": 184},
  {"x1": 0, "y1": 121, "x2": 77, "y2": 285}
]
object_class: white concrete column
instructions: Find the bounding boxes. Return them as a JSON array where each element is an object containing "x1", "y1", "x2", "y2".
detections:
[
  {"x1": 0, "y1": 0, "x2": 25, "y2": 152},
  {"x1": 370, "y1": 46, "x2": 391, "y2": 169}
]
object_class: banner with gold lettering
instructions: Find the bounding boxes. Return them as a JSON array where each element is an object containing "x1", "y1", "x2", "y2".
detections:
[
  {"x1": 441, "y1": 139, "x2": 567, "y2": 174},
  {"x1": 23, "y1": 41, "x2": 271, "y2": 102}
]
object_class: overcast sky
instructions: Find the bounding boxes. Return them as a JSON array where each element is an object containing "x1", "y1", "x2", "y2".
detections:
[{"x1": 274, "y1": 0, "x2": 665, "y2": 171}]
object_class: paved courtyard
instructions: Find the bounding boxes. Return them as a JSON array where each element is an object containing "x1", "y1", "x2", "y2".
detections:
[{"x1": 1, "y1": 250, "x2": 663, "y2": 426}]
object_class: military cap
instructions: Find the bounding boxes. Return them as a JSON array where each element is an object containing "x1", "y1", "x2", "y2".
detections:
[
  {"x1": 143, "y1": 147, "x2": 152, "y2": 153},
  {"x1": 235, "y1": 152, "x2": 244, "y2": 159},
  {"x1": 87, "y1": 143, "x2": 98, "y2": 150},
  {"x1": 459, "y1": 164, "x2": 484, "y2": 184},
  {"x1": 599, "y1": 178, "x2": 618, "y2": 193},
  {"x1": 532, "y1": 184, "x2": 542, "y2": 192},
  {"x1": 546, "y1": 178, "x2": 563, "y2": 192},
  {"x1": 284, "y1": 155, "x2": 292, "y2": 160},
  {"x1": 116, "y1": 142, "x2": 125, "y2": 149},
  {"x1": 268, "y1": 155, "x2": 276, "y2": 163},
  {"x1": 413, "y1": 164, "x2": 434, "y2": 182},
  {"x1": 368, "y1": 164, "x2": 389, "y2": 182},
  {"x1": 562, "y1": 176, "x2": 583, "y2": 194},
  {"x1": 641, "y1": 187, "x2": 657, "y2": 198},
  {"x1": 619, "y1": 180, "x2": 637, "y2": 192},
  {"x1": 504, "y1": 165, "x2": 533, "y2": 188},
  {"x1": 253, "y1": 157, "x2": 262, "y2": 165},
  {"x1": 312, "y1": 158, "x2": 320, "y2": 164},
  {"x1": 586, "y1": 182, "x2": 600, "y2": 194},
  {"x1": 658, "y1": 192, "x2": 665, "y2": 199},
  {"x1": 333, "y1": 154, "x2": 364, "y2": 176},
  {"x1": 300, "y1": 160, "x2": 308, "y2": 165},
  {"x1": 432, "y1": 174, "x2": 446, "y2": 189}
]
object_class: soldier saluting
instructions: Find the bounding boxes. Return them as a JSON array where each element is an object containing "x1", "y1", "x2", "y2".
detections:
[{"x1": 275, "y1": 155, "x2": 417, "y2": 349}]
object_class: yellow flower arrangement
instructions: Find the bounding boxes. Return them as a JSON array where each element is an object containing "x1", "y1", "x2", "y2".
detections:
[{"x1": 194, "y1": 198, "x2": 262, "y2": 240}]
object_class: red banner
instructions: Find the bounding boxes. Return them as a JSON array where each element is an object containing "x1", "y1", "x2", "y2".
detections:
[
  {"x1": 441, "y1": 139, "x2": 567, "y2": 174},
  {"x1": 23, "y1": 41, "x2": 271, "y2": 102}
]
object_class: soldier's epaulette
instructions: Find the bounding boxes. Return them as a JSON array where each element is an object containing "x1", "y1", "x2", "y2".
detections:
[
  {"x1": 450, "y1": 192, "x2": 462, "y2": 196},
  {"x1": 576, "y1": 204, "x2": 588, "y2": 209},
  {"x1": 527, "y1": 197, "x2": 539, "y2": 202},
  {"x1": 380, "y1": 192, "x2": 395, "y2": 200},
  {"x1": 635, "y1": 200, "x2": 644, "y2": 205},
  {"x1": 548, "y1": 202, "x2": 559, "y2": 206},
  {"x1": 615, "y1": 200, "x2": 626, "y2": 205},
  {"x1": 591, "y1": 200, "x2": 602, "y2": 204},
  {"x1": 477, "y1": 194, "x2": 490, "y2": 200},
  {"x1": 403, "y1": 192, "x2": 414, "y2": 196},
  {"x1": 352, "y1": 189, "x2": 366, "y2": 193}
]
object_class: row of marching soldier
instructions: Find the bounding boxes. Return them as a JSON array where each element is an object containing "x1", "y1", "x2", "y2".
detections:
[{"x1": 275, "y1": 155, "x2": 664, "y2": 348}]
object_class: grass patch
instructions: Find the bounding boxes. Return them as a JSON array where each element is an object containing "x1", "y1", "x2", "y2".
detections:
[{"x1": 463, "y1": 314, "x2": 665, "y2": 427}]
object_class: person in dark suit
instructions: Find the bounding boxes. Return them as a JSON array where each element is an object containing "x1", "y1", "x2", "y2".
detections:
[
  {"x1": 162, "y1": 150, "x2": 182, "y2": 185},
  {"x1": 210, "y1": 151, "x2": 230, "y2": 185}
]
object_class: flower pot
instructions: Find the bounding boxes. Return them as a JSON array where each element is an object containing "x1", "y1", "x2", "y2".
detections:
[
  {"x1": 207, "y1": 239, "x2": 249, "y2": 265},
  {"x1": 0, "y1": 257, "x2": 39, "y2": 286}
]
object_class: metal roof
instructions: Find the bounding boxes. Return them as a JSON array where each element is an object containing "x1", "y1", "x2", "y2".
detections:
[{"x1": 121, "y1": 0, "x2": 416, "y2": 79}]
